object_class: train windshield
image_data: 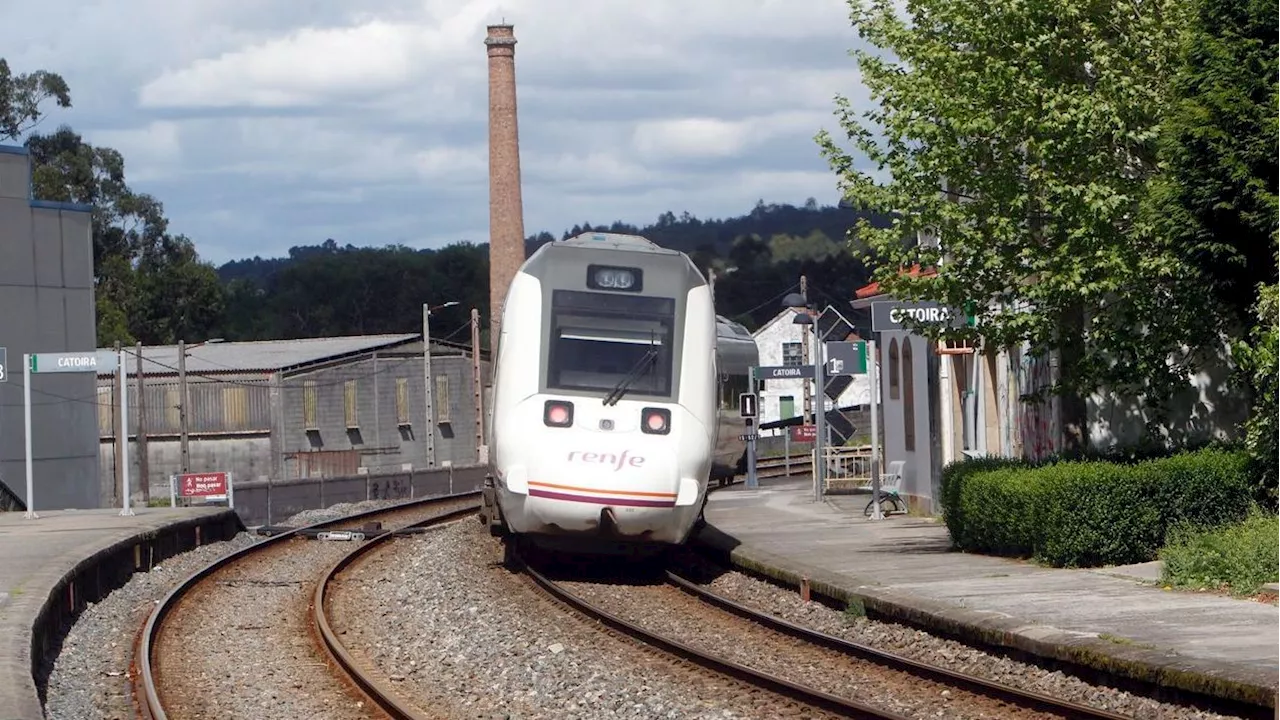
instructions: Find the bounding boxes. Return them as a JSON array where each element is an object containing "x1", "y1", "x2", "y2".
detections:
[{"x1": 546, "y1": 290, "x2": 676, "y2": 398}]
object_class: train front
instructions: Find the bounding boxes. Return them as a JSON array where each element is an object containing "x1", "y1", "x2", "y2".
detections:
[{"x1": 487, "y1": 234, "x2": 717, "y2": 548}]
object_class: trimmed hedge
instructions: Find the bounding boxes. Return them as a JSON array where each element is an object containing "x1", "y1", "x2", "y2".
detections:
[{"x1": 939, "y1": 447, "x2": 1254, "y2": 568}]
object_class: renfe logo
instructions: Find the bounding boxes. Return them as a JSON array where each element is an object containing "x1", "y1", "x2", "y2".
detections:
[{"x1": 567, "y1": 450, "x2": 646, "y2": 471}]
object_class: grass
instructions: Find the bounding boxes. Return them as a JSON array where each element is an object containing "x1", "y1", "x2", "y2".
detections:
[
  {"x1": 842, "y1": 597, "x2": 866, "y2": 622},
  {"x1": 1158, "y1": 509, "x2": 1279, "y2": 597}
]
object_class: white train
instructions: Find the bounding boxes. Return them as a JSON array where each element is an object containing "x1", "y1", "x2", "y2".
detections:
[{"x1": 480, "y1": 232, "x2": 758, "y2": 552}]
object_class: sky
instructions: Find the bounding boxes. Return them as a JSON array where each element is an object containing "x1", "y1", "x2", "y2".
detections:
[{"x1": 1, "y1": 0, "x2": 876, "y2": 266}]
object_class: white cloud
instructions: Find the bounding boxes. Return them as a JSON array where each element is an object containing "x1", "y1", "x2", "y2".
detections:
[
  {"x1": 1, "y1": 0, "x2": 877, "y2": 265},
  {"x1": 632, "y1": 118, "x2": 750, "y2": 159}
]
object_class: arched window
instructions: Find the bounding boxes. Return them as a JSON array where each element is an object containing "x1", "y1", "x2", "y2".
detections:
[
  {"x1": 903, "y1": 337, "x2": 916, "y2": 451},
  {"x1": 889, "y1": 338, "x2": 900, "y2": 400}
]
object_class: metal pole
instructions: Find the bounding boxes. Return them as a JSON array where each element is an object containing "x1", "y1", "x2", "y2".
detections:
[
  {"x1": 119, "y1": 347, "x2": 133, "y2": 516},
  {"x1": 813, "y1": 332, "x2": 827, "y2": 503},
  {"x1": 423, "y1": 304, "x2": 436, "y2": 469},
  {"x1": 471, "y1": 308, "x2": 484, "y2": 462},
  {"x1": 746, "y1": 367, "x2": 758, "y2": 488},
  {"x1": 869, "y1": 339, "x2": 883, "y2": 520},
  {"x1": 23, "y1": 354, "x2": 36, "y2": 519},
  {"x1": 800, "y1": 275, "x2": 811, "y2": 424},
  {"x1": 135, "y1": 342, "x2": 149, "y2": 504},
  {"x1": 178, "y1": 340, "x2": 190, "y2": 474}
]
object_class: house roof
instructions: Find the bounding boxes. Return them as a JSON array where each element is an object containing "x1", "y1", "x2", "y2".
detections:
[
  {"x1": 752, "y1": 306, "x2": 860, "y2": 342},
  {"x1": 97, "y1": 334, "x2": 422, "y2": 376},
  {"x1": 854, "y1": 264, "x2": 937, "y2": 299}
]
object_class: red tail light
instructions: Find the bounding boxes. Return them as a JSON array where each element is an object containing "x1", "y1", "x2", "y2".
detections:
[
  {"x1": 544, "y1": 400, "x2": 574, "y2": 428},
  {"x1": 641, "y1": 407, "x2": 670, "y2": 435}
]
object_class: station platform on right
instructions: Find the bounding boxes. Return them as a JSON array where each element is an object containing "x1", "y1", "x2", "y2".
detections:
[{"x1": 695, "y1": 475, "x2": 1279, "y2": 711}]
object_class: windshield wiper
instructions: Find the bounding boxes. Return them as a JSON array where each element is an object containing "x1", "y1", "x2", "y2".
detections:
[{"x1": 602, "y1": 347, "x2": 659, "y2": 406}]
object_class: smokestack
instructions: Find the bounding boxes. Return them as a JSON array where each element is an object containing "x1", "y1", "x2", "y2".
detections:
[{"x1": 485, "y1": 23, "x2": 526, "y2": 350}]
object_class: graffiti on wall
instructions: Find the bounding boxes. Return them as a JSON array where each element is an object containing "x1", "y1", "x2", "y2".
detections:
[{"x1": 1015, "y1": 350, "x2": 1060, "y2": 461}]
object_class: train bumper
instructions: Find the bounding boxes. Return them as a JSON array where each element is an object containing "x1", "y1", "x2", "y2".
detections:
[{"x1": 497, "y1": 463, "x2": 703, "y2": 543}]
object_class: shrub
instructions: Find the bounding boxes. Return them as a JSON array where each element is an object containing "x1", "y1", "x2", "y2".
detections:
[
  {"x1": 1232, "y1": 283, "x2": 1278, "y2": 509},
  {"x1": 1159, "y1": 511, "x2": 1279, "y2": 596},
  {"x1": 941, "y1": 447, "x2": 1255, "y2": 567},
  {"x1": 939, "y1": 455, "x2": 1030, "y2": 546}
]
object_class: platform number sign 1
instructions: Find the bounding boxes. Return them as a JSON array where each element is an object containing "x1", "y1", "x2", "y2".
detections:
[
  {"x1": 0, "y1": 347, "x2": 7, "y2": 383},
  {"x1": 738, "y1": 392, "x2": 758, "y2": 418}
]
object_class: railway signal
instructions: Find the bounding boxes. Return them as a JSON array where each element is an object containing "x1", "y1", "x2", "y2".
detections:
[{"x1": 738, "y1": 392, "x2": 758, "y2": 418}]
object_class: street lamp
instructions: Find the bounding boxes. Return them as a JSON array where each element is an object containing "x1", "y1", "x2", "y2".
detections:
[
  {"x1": 423, "y1": 301, "x2": 460, "y2": 468},
  {"x1": 782, "y1": 293, "x2": 826, "y2": 503},
  {"x1": 177, "y1": 337, "x2": 224, "y2": 475}
]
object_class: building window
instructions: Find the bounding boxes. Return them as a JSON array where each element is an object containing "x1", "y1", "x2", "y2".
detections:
[
  {"x1": 344, "y1": 380, "x2": 359, "y2": 429},
  {"x1": 889, "y1": 339, "x2": 900, "y2": 400},
  {"x1": 165, "y1": 385, "x2": 181, "y2": 431},
  {"x1": 903, "y1": 337, "x2": 915, "y2": 452},
  {"x1": 779, "y1": 395, "x2": 796, "y2": 420},
  {"x1": 98, "y1": 385, "x2": 114, "y2": 435},
  {"x1": 223, "y1": 387, "x2": 248, "y2": 430},
  {"x1": 396, "y1": 378, "x2": 410, "y2": 426},
  {"x1": 781, "y1": 342, "x2": 804, "y2": 367},
  {"x1": 303, "y1": 380, "x2": 318, "y2": 430},
  {"x1": 435, "y1": 375, "x2": 451, "y2": 424}
]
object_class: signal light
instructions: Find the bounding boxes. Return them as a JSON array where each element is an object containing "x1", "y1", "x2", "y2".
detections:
[
  {"x1": 641, "y1": 407, "x2": 670, "y2": 435},
  {"x1": 544, "y1": 400, "x2": 574, "y2": 428}
]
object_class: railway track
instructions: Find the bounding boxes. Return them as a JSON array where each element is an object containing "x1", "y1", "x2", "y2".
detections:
[
  {"x1": 133, "y1": 492, "x2": 480, "y2": 720},
  {"x1": 512, "y1": 545, "x2": 1136, "y2": 720}
]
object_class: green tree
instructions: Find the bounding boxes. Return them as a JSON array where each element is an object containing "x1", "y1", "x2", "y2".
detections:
[
  {"x1": 0, "y1": 59, "x2": 70, "y2": 141},
  {"x1": 1150, "y1": 0, "x2": 1277, "y2": 503},
  {"x1": 1148, "y1": 0, "x2": 1278, "y2": 329},
  {"x1": 26, "y1": 126, "x2": 224, "y2": 345},
  {"x1": 816, "y1": 0, "x2": 1206, "y2": 448}
]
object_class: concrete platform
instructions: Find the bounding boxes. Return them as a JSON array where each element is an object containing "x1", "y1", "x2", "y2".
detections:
[
  {"x1": 695, "y1": 476, "x2": 1279, "y2": 712},
  {"x1": 0, "y1": 507, "x2": 244, "y2": 720}
]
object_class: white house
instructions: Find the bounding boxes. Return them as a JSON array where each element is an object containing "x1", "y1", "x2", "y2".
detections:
[{"x1": 751, "y1": 308, "x2": 871, "y2": 437}]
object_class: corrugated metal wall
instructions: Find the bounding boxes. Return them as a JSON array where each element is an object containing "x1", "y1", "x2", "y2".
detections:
[{"x1": 97, "y1": 377, "x2": 272, "y2": 436}]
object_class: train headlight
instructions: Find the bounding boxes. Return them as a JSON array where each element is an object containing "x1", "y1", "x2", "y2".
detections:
[
  {"x1": 587, "y1": 264, "x2": 643, "y2": 292},
  {"x1": 544, "y1": 400, "x2": 574, "y2": 428},
  {"x1": 641, "y1": 407, "x2": 670, "y2": 435}
]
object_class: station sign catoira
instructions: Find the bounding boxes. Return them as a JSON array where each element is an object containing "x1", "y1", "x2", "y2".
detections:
[
  {"x1": 871, "y1": 301, "x2": 973, "y2": 333},
  {"x1": 28, "y1": 350, "x2": 120, "y2": 374}
]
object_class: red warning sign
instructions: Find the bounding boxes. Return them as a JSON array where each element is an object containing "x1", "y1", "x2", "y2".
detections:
[{"x1": 180, "y1": 472, "x2": 228, "y2": 497}]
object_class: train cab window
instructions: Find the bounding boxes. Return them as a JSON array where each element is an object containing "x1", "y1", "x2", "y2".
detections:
[{"x1": 547, "y1": 290, "x2": 676, "y2": 398}]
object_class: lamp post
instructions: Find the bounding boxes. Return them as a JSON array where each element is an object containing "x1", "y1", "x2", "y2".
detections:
[
  {"x1": 178, "y1": 338, "x2": 224, "y2": 475},
  {"x1": 782, "y1": 292, "x2": 826, "y2": 503},
  {"x1": 423, "y1": 301, "x2": 460, "y2": 469}
]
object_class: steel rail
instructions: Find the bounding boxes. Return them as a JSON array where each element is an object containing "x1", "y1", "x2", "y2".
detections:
[
  {"x1": 664, "y1": 569, "x2": 1134, "y2": 720},
  {"x1": 312, "y1": 504, "x2": 480, "y2": 719},
  {"x1": 515, "y1": 551, "x2": 911, "y2": 720},
  {"x1": 134, "y1": 491, "x2": 480, "y2": 720}
]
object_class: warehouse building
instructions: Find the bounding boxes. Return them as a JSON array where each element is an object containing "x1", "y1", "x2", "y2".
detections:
[
  {"x1": 96, "y1": 334, "x2": 490, "y2": 502},
  {"x1": 0, "y1": 145, "x2": 99, "y2": 511}
]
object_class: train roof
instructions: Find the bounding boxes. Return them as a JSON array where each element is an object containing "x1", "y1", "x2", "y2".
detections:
[{"x1": 554, "y1": 231, "x2": 681, "y2": 256}]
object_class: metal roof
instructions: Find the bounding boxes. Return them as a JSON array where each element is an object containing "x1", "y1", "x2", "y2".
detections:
[{"x1": 97, "y1": 334, "x2": 420, "y2": 376}]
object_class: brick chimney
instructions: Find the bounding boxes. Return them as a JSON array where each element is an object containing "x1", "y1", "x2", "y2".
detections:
[{"x1": 485, "y1": 23, "x2": 526, "y2": 349}]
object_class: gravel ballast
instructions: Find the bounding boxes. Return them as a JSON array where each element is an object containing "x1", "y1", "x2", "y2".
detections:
[
  {"x1": 669, "y1": 550, "x2": 1247, "y2": 720},
  {"x1": 330, "y1": 520, "x2": 833, "y2": 719},
  {"x1": 40, "y1": 500, "x2": 408, "y2": 720},
  {"x1": 42, "y1": 531, "x2": 263, "y2": 720}
]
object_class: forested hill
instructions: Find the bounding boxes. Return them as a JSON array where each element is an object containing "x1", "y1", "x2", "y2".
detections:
[{"x1": 211, "y1": 199, "x2": 890, "y2": 345}]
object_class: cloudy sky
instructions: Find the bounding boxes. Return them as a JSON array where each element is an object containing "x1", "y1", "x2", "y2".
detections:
[{"x1": 2, "y1": 0, "x2": 874, "y2": 266}]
